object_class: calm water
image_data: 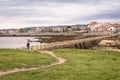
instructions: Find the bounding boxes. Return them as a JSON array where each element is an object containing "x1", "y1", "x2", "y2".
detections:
[{"x1": 0, "y1": 37, "x2": 40, "y2": 48}]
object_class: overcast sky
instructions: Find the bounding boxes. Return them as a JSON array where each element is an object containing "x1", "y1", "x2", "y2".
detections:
[{"x1": 0, "y1": 0, "x2": 120, "y2": 29}]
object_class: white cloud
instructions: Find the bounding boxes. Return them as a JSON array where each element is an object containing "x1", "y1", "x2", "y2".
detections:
[{"x1": 0, "y1": 0, "x2": 120, "y2": 29}]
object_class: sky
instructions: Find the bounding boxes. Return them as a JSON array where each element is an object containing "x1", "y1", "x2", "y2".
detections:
[{"x1": 0, "y1": 0, "x2": 120, "y2": 29}]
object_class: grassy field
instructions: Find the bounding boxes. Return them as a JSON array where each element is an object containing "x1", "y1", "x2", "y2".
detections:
[
  {"x1": 0, "y1": 49, "x2": 57, "y2": 71},
  {"x1": 0, "y1": 49, "x2": 120, "y2": 80}
]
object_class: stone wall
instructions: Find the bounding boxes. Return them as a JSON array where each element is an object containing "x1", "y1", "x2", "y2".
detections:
[{"x1": 31, "y1": 35, "x2": 117, "y2": 50}]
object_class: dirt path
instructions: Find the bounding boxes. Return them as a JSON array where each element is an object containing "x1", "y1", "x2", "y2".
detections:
[
  {"x1": 107, "y1": 48, "x2": 120, "y2": 52},
  {"x1": 0, "y1": 51, "x2": 66, "y2": 76}
]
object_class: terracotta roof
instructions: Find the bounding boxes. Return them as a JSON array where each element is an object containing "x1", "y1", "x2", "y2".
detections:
[
  {"x1": 90, "y1": 22, "x2": 98, "y2": 25},
  {"x1": 111, "y1": 23, "x2": 120, "y2": 27}
]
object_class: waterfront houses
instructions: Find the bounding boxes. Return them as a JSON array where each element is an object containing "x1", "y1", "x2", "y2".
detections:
[
  {"x1": 88, "y1": 22, "x2": 120, "y2": 34},
  {"x1": 1, "y1": 23, "x2": 120, "y2": 35},
  {"x1": 0, "y1": 29, "x2": 19, "y2": 34}
]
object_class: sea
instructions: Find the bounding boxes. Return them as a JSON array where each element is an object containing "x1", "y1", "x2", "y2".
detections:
[{"x1": 0, "y1": 37, "x2": 40, "y2": 49}]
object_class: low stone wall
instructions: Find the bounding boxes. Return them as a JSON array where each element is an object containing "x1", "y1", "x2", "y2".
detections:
[{"x1": 31, "y1": 35, "x2": 116, "y2": 50}]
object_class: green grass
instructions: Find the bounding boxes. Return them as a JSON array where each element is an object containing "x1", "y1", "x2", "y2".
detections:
[
  {"x1": 0, "y1": 49, "x2": 57, "y2": 71},
  {"x1": 0, "y1": 49, "x2": 120, "y2": 80}
]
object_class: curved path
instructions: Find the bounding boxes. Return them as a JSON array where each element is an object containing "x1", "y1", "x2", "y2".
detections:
[{"x1": 0, "y1": 51, "x2": 66, "y2": 76}]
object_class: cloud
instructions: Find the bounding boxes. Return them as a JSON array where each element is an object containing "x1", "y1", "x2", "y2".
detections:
[
  {"x1": 71, "y1": 9, "x2": 120, "y2": 21},
  {"x1": 0, "y1": 0, "x2": 120, "y2": 29}
]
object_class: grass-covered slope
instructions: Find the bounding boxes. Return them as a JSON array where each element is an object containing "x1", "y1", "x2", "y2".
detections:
[
  {"x1": 0, "y1": 49, "x2": 120, "y2": 80},
  {"x1": 0, "y1": 49, "x2": 57, "y2": 70}
]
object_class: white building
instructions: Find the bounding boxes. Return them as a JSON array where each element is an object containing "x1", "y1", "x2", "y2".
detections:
[
  {"x1": 88, "y1": 22, "x2": 118, "y2": 33},
  {"x1": 108, "y1": 27, "x2": 116, "y2": 32}
]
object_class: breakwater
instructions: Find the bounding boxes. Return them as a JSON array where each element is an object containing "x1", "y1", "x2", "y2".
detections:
[{"x1": 31, "y1": 35, "x2": 117, "y2": 50}]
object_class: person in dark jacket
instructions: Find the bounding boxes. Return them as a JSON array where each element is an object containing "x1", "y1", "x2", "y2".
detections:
[{"x1": 26, "y1": 40, "x2": 30, "y2": 50}]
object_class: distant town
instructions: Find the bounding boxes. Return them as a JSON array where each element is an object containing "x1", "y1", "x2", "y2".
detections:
[{"x1": 0, "y1": 22, "x2": 120, "y2": 36}]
